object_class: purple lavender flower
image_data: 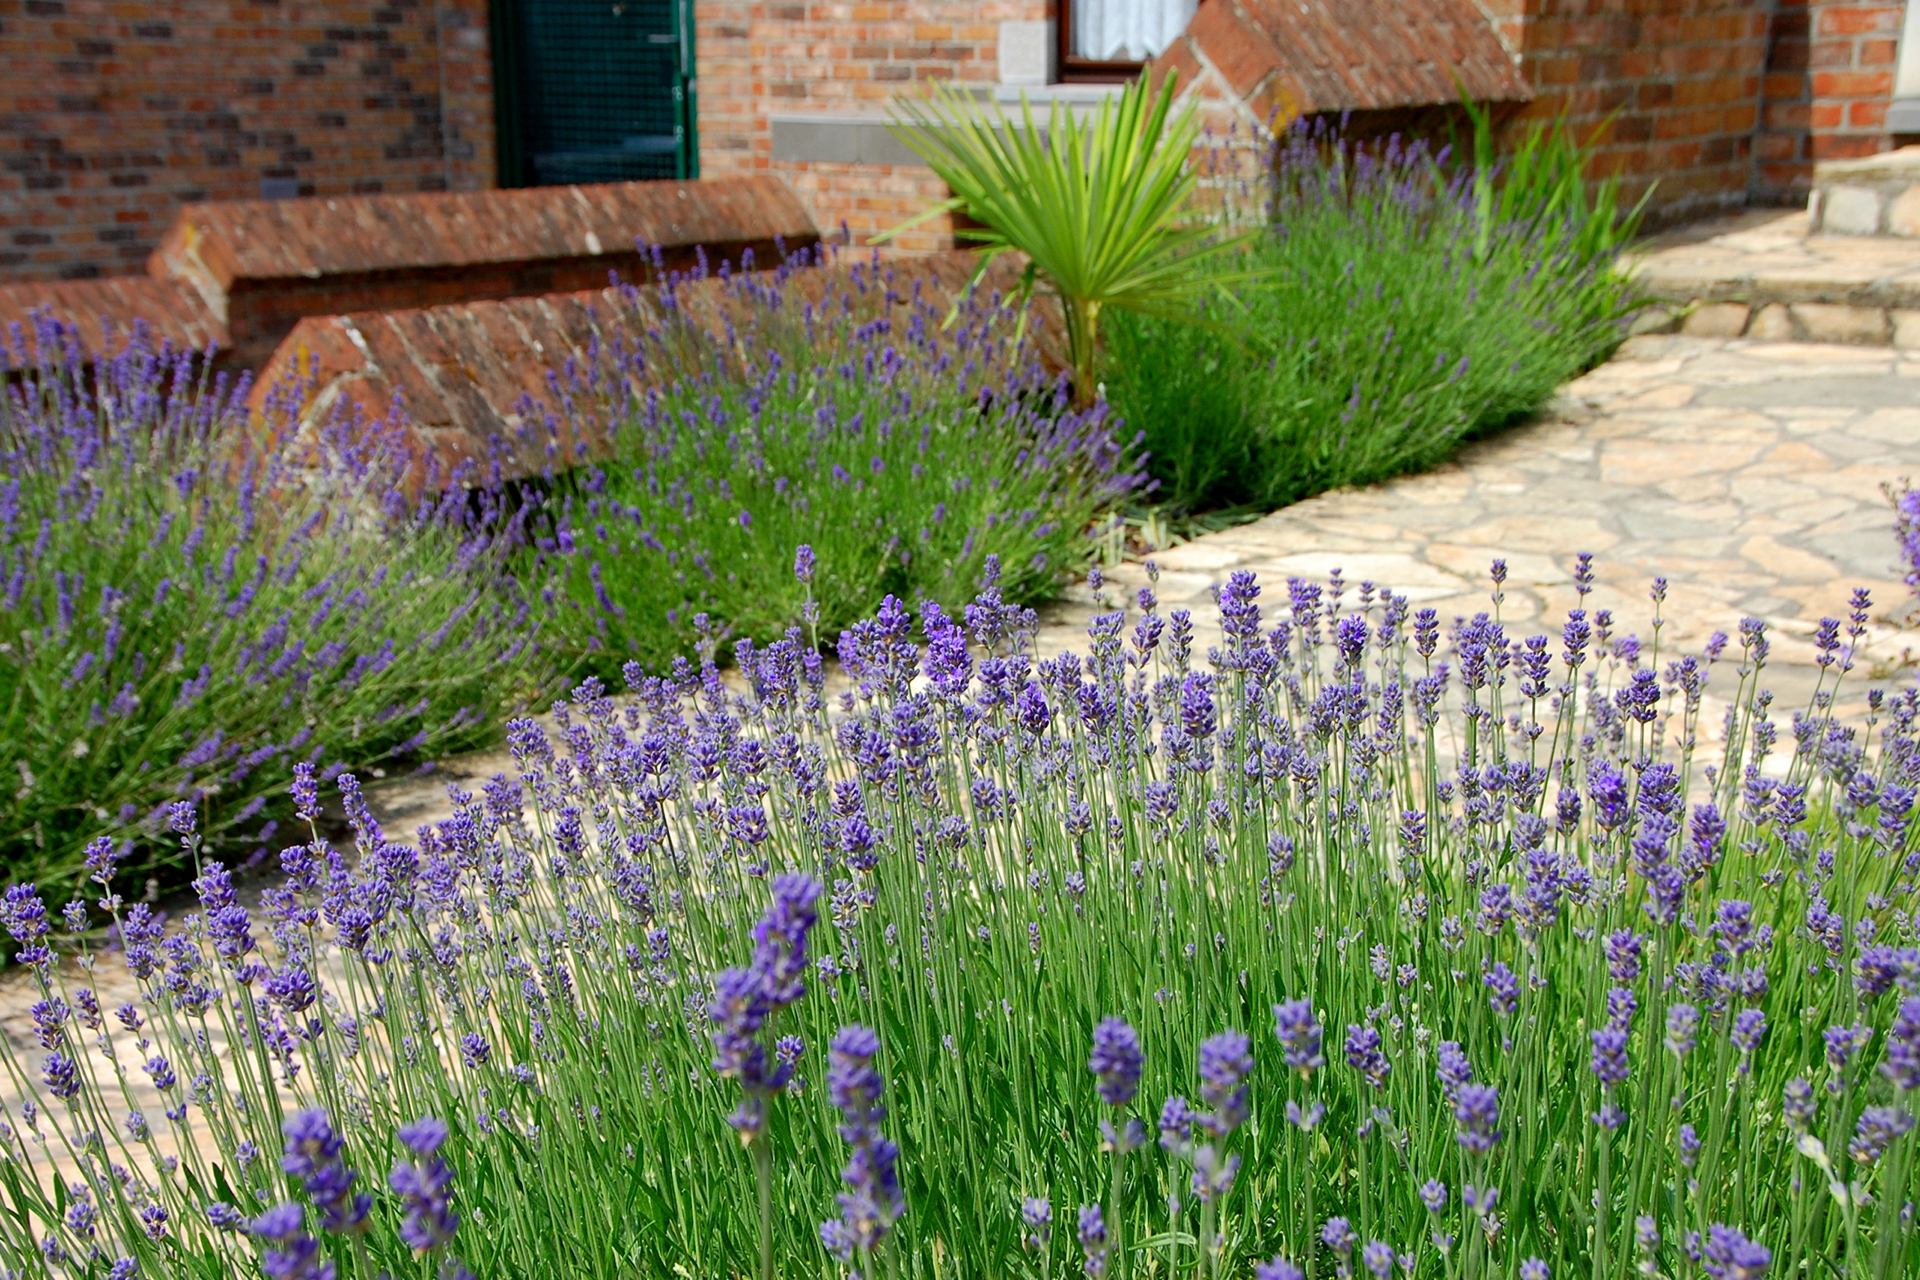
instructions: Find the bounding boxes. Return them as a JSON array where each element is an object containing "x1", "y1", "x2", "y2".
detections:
[
  {"x1": 1344, "y1": 1025, "x2": 1390, "y2": 1090},
  {"x1": 1255, "y1": 1258, "x2": 1306, "y2": 1280},
  {"x1": 1454, "y1": 1082, "x2": 1501, "y2": 1154},
  {"x1": 1701, "y1": 1224, "x2": 1770, "y2": 1280},
  {"x1": 1483, "y1": 962, "x2": 1519, "y2": 1016},
  {"x1": 1783, "y1": 1078, "x2": 1817, "y2": 1134},
  {"x1": 389, "y1": 1116, "x2": 469, "y2": 1278},
  {"x1": 1435, "y1": 1041, "x2": 1473, "y2": 1102},
  {"x1": 1088, "y1": 1017, "x2": 1144, "y2": 1108},
  {"x1": 821, "y1": 1025, "x2": 904, "y2": 1259},
  {"x1": 750, "y1": 873, "x2": 823, "y2": 1005},
  {"x1": 250, "y1": 1203, "x2": 335, "y2": 1280},
  {"x1": 1321, "y1": 1216, "x2": 1356, "y2": 1258},
  {"x1": 1022, "y1": 1197, "x2": 1052, "y2": 1251},
  {"x1": 280, "y1": 1108, "x2": 369, "y2": 1234},
  {"x1": 712, "y1": 875, "x2": 824, "y2": 1140},
  {"x1": 1361, "y1": 1240, "x2": 1394, "y2": 1279},
  {"x1": 1273, "y1": 999, "x2": 1324, "y2": 1074},
  {"x1": 1883, "y1": 996, "x2": 1920, "y2": 1089},
  {"x1": 1590, "y1": 1027, "x2": 1631, "y2": 1090},
  {"x1": 1196, "y1": 1029, "x2": 1253, "y2": 1134},
  {"x1": 1077, "y1": 1204, "x2": 1109, "y2": 1278},
  {"x1": 41, "y1": 1052, "x2": 78, "y2": 1100},
  {"x1": 1848, "y1": 1105, "x2": 1916, "y2": 1164},
  {"x1": 1665, "y1": 1004, "x2": 1700, "y2": 1058}
]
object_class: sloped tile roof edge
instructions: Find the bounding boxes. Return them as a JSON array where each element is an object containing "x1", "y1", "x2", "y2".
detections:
[{"x1": 1154, "y1": 0, "x2": 1530, "y2": 121}]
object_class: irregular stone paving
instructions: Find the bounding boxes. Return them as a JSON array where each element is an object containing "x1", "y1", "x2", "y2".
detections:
[
  {"x1": 1035, "y1": 333, "x2": 1920, "y2": 716},
  {"x1": 1628, "y1": 209, "x2": 1920, "y2": 344}
]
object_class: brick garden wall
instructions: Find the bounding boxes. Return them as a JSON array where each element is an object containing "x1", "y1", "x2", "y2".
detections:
[
  {"x1": 1755, "y1": 1, "x2": 1903, "y2": 203},
  {"x1": 1475, "y1": 0, "x2": 1771, "y2": 227},
  {"x1": 0, "y1": 0, "x2": 494, "y2": 282},
  {"x1": 697, "y1": 2, "x2": 1049, "y2": 251}
]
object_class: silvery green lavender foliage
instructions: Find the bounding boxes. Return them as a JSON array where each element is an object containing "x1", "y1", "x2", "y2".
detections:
[
  {"x1": 3, "y1": 550, "x2": 1919, "y2": 1280},
  {"x1": 0, "y1": 320, "x2": 541, "y2": 889},
  {"x1": 525, "y1": 245, "x2": 1143, "y2": 675},
  {"x1": 1104, "y1": 116, "x2": 1638, "y2": 516}
]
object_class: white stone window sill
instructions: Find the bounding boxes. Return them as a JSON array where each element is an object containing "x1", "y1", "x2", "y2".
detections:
[{"x1": 991, "y1": 83, "x2": 1128, "y2": 106}]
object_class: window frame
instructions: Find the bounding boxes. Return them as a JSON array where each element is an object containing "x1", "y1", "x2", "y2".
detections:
[{"x1": 1054, "y1": 0, "x2": 1149, "y2": 83}]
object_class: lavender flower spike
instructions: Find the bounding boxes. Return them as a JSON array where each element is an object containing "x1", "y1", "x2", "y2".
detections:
[
  {"x1": 1088, "y1": 1017, "x2": 1144, "y2": 1108},
  {"x1": 389, "y1": 1116, "x2": 463, "y2": 1258},
  {"x1": 821, "y1": 1025, "x2": 905, "y2": 1262},
  {"x1": 1273, "y1": 999, "x2": 1324, "y2": 1074}
]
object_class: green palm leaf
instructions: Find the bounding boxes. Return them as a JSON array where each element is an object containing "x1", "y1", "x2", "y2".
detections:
[{"x1": 876, "y1": 72, "x2": 1262, "y2": 405}]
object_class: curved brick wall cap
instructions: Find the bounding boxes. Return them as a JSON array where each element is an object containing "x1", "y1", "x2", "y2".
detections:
[
  {"x1": 152, "y1": 174, "x2": 818, "y2": 292},
  {"x1": 1152, "y1": 0, "x2": 1530, "y2": 124},
  {"x1": 0, "y1": 277, "x2": 223, "y2": 368},
  {"x1": 250, "y1": 249, "x2": 1059, "y2": 493}
]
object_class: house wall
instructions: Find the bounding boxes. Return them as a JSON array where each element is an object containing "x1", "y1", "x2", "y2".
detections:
[
  {"x1": 0, "y1": 0, "x2": 494, "y2": 282},
  {"x1": 696, "y1": 1, "x2": 1047, "y2": 252},
  {"x1": 4, "y1": 0, "x2": 1916, "y2": 286},
  {"x1": 1473, "y1": 0, "x2": 1772, "y2": 226},
  {"x1": 1756, "y1": 0, "x2": 1905, "y2": 203}
]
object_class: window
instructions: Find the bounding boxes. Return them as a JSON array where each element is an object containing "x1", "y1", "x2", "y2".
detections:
[
  {"x1": 1057, "y1": 0, "x2": 1198, "y2": 82},
  {"x1": 490, "y1": 0, "x2": 697, "y2": 188}
]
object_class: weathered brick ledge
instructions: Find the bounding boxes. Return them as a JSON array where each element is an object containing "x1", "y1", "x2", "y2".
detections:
[{"x1": 1, "y1": 176, "x2": 821, "y2": 371}]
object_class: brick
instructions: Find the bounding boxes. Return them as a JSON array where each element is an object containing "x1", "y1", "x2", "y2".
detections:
[
  {"x1": 1811, "y1": 70, "x2": 1894, "y2": 98},
  {"x1": 1815, "y1": 5, "x2": 1901, "y2": 37}
]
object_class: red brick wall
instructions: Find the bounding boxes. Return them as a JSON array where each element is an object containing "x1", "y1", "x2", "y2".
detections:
[
  {"x1": 0, "y1": 0, "x2": 494, "y2": 283},
  {"x1": 1756, "y1": 1, "x2": 1901, "y2": 201},
  {"x1": 1497, "y1": 0, "x2": 1771, "y2": 226},
  {"x1": 697, "y1": 2, "x2": 1048, "y2": 250}
]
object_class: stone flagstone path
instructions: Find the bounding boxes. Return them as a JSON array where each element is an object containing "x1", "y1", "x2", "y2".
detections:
[{"x1": 1035, "y1": 333, "x2": 1920, "y2": 714}]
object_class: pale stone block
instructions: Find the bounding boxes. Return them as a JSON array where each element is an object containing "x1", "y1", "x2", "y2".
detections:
[
  {"x1": 998, "y1": 20, "x2": 1055, "y2": 86},
  {"x1": 1747, "y1": 303, "x2": 1794, "y2": 341},
  {"x1": 1893, "y1": 310, "x2": 1920, "y2": 348},
  {"x1": 1791, "y1": 303, "x2": 1891, "y2": 345},
  {"x1": 1679, "y1": 302, "x2": 1750, "y2": 337},
  {"x1": 1628, "y1": 304, "x2": 1677, "y2": 335},
  {"x1": 1807, "y1": 188, "x2": 1823, "y2": 229},
  {"x1": 1890, "y1": 186, "x2": 1920, "y2": 237},
  {"x1": 1821, "y1": 185, "x2": 1883, "y2": 235}
]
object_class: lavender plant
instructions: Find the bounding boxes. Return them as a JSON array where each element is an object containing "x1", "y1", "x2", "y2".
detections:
[
  {"x1": 1, "y1": 548, "x2": 1916, "y2": 1280},
  {"x1": 525, "y1": 248, "x2": 1143, "y2": 676},
  {"x1": 1105, "y1": 115, "x2": 1639, "y2": 514},
  {"x1": 0, "y1": 320, "x2": 541, "y2": 890}
]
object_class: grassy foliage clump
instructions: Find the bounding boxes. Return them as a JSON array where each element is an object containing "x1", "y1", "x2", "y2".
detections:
[
  {"x1": 1105, "y1": 115, "x2": 1642, "y2": 514},
  {"x1": 528, "y1": 255, "x2": 1143, "y2": 677},
  {"x1": 4, "y1": 558, "x2": 1916, "y2": 1280},
  {"x1": 0, "y1": 327, "x2": 542, "y2": 890}
]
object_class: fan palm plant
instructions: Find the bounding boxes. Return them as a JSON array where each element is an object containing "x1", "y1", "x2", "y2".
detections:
[{"x1": 876, "y1": 72, "x2": 1260, "y2": 407}]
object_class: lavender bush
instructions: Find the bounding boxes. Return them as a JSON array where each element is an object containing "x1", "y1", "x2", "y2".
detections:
[
  {"x1": 524, "y1": 247, "x2": 1143, "y2": 675},
  {"x1": 1105, "y1": 115, "x2": 1640, "y2": 515},
  {"x1": 0, "y1": 321, "x2": 541, "y2": 889},
  {"x1": 2, "y1": 547, "x2": 1916, "y2": 1279}
]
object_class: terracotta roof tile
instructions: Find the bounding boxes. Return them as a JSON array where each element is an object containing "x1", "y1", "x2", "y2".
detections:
[{"x1": 1160, "y1": 0, "x2": 1529, "y2": 118}]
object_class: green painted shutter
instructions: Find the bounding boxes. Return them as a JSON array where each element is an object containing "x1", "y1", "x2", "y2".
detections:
[{"x1": 493, "y1": 0, "x2": 697, "y2": 188}]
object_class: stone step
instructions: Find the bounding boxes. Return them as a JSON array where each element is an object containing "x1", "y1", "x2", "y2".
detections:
[
  {"x1": 1626, "y1": 207, "x2": 1920, "y2": 346},
  {"x1": 1808, "y1": 145, "x2": 1920, "y2": 237}
]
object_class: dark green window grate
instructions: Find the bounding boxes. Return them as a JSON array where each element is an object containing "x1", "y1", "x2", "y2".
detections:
[{"x1": 492, "y1": 0, "x2": 697, "y2": 188}]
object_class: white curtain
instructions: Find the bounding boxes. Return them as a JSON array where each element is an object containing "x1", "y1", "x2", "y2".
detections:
[{"x1": 1071, "y1": 0, "x2": 1197, "y2": 62}]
